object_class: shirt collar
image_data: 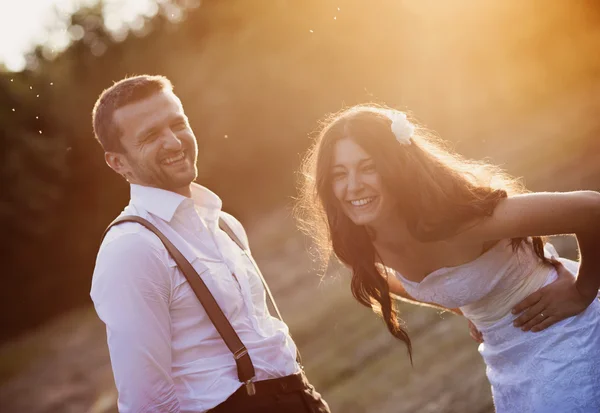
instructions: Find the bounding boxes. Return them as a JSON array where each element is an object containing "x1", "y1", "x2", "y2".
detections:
[
  {"x1": 189, "y1": 183, "x2": 223, "y2": 223},
  {"x1": 130, "y1": 183, "x2": 222, "y2": 223}
]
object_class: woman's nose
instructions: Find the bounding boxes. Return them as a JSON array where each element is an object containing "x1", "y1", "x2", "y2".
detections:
[{"x1": 347, "y1": 171, "x2": 364, "y2": 193}]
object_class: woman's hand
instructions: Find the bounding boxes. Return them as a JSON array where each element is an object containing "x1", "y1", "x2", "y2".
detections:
[{"x1": 511, "y1": 259, "x2": 595, "y2": 332}]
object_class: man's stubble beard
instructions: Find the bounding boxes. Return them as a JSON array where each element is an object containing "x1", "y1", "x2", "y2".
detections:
[{"x1": 128, "y1": 154, "x2": 194, "y2": 191}]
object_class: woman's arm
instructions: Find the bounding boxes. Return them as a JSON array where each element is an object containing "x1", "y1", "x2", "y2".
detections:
[
  {"x1": 458, "y1": 190, "x2": 600, "y2": 330},
  {"x1": 461, "y1": 191, "x2": 600, "y2": 241}
]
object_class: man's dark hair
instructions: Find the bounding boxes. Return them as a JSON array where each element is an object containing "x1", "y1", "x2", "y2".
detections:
[{"x1": 92, "y1": 75, "x2": 173, "y2": 152}]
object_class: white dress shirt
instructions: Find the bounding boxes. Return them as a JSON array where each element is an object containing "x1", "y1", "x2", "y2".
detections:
[{"x1": 91, "y1": 183, "x2": 299, "y2": 413}]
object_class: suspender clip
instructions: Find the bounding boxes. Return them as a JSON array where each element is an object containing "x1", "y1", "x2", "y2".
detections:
[{"x1": 245, "y1": 378, "x2": 256, "y2": 396}]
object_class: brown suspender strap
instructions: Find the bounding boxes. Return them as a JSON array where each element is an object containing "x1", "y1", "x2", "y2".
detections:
[
  {"x1": 101, "y1": 215, "x2": 257, "y2": 394},
  {"x1": 218, "y1": 216, "x2": 303, "y2": 367}
]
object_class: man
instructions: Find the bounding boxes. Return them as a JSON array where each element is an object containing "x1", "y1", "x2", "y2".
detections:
[{"x1": 90, "y1": 75, "x2": 330, "y2": 413}]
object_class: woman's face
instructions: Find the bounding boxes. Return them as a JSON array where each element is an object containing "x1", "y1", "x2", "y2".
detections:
[{"x1": 330, "y1": 138, "x2": 395, "y2": 227}]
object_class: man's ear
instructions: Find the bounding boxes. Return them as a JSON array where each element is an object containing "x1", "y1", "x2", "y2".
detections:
[{"x1": 105, "y1": 151, "x2": 129, "y2": 178}]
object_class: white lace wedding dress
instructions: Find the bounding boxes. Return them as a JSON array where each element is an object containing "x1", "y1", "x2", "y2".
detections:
[{"x1": 394, "y1": 239, "x2": 600, "y2": 413}]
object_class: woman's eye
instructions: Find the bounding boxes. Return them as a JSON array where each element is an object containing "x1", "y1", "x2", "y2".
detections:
[
  {"x1": 331, "y1": 171, "x2": 346, "y2": 180},
  {"x1": 362, "y1": 164, "x2": 376, "y2": 173}
]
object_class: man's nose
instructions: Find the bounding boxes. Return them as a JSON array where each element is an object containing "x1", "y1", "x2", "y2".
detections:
[{"x1": 162, "y1": 130, "x2": 183, "y2": 150}]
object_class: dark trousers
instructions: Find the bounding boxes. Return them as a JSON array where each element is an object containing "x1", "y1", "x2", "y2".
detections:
[{"x1": 209, "y1": 372, "x2": 330, "y2": 413}]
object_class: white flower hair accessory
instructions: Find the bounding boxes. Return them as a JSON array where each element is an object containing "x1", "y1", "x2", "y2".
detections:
[{"x1": 389, "y1": 111, "x2": 414, "y2": 146}]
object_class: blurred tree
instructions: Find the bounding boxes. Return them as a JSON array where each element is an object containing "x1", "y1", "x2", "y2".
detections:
[{"x1": 0, "y1": 75, "x2": 71, "y2": 338}]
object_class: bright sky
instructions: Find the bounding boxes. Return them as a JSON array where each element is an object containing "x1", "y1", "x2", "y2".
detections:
[{"x1": 0, "y1": 0, "x2": 160, "y2": 72}]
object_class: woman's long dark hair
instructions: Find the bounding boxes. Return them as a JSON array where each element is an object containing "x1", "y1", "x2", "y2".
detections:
[{"x1": 295, "y1": 105, "x2": 548, "y2": 359}]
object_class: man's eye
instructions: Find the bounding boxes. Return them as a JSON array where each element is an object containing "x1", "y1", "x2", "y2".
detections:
[
  {"x1": 172, "y1": 122, "x2": 187, "y2": 131},
  {"x1": 144, "y1": 131, "x2": 159, "y2": 142}
]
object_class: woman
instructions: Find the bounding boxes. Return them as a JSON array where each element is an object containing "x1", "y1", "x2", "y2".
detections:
[{"x1": 295, "y1": 104, "x2": 600, "y2": 412}]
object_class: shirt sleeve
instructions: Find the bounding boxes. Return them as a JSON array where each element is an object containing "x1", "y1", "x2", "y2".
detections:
[{"x1": 91, "y1": 232, "x2": 180, "y2": 413}]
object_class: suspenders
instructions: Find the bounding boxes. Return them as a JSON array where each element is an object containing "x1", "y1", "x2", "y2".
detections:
[{"x1": 101, "y1": 214, "x2": 299, "y2": 396}]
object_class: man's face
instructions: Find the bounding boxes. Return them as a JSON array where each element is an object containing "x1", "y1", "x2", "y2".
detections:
[{"x1": 106, "y1": 89, "x2": 198, "y2": 196}]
